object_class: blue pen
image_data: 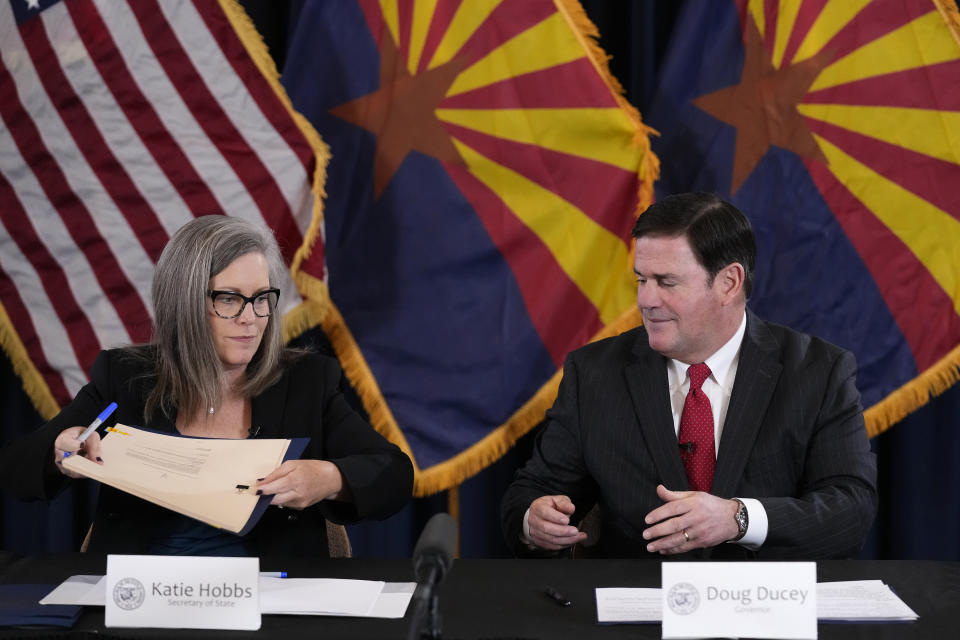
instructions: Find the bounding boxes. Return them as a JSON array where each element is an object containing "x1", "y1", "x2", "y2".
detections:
[
  {"x1": 64, "y1": 402, "x2": 118, "y2": 458},
  {"x1": 260, "y1": 571, "x2": 287, "y2": 578}
]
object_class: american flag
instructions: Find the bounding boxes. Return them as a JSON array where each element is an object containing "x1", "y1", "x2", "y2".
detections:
[{"x1": 0, "y1": 0, "x2": 327, "y2": 418}]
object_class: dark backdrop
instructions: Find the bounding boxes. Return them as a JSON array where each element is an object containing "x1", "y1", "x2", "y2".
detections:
[{"x1": 1, "y1": 0, "x2": 958, "y2": 561}]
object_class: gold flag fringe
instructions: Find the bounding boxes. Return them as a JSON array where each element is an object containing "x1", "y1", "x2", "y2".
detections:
[
  {"x1": 864, "y1": 344, "x2": 960, "y2": 438},
  {"x1": 315, "y1": 292, "x2": 418, "y2": 463},
  {"x1": 411, "y1": 307, "x2": 644, "y2": 496},
  {"x1": 0, "y1": 302, "x2": 59, "y2": 420},
  {"x1": 933, "y1": 0, "x2": 960, "y2": 50}
]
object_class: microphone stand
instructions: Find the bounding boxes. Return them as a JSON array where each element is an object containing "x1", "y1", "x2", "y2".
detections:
[{"x1": 406, "y1": 565, "x2": 442, "y2": 640}]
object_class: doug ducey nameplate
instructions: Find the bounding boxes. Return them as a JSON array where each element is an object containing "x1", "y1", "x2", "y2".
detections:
[{"x1": 661, "y1": 562, "x2": 816, "y2": 639}]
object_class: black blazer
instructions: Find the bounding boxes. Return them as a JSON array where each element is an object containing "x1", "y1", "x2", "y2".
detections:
[
  {"x1": 501, "y1": 310, "x2": 878, "y2": 559},
  {"x1": 1, "y1": 349, "x2": 413, "y2": 556}
]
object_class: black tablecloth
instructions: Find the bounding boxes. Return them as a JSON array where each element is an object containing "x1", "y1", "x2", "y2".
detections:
[{"x1": 1, "y1": 554, "x2": 958, "y2": 639}]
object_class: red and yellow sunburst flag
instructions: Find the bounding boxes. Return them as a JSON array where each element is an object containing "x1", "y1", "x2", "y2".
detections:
[
  {"x1": 280, "y1": 0, "x2": 657, "y2": 495},
  {"x1": 648, "y1": 0, "x2": 960, "y2": 437}
]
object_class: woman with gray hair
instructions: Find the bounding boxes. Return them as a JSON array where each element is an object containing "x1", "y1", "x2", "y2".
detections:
[{"x1": 3, "y1": 215, "x2": 413, "y2": 556}]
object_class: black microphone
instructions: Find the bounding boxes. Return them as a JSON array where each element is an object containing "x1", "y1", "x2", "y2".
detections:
[
  {"x1": 407, "y1": 513, "x2": 456, "y2": 640},
  {"x1": 413, "y1": 512, "x2": 457, "y2": 585},
  {"x1": 679, "y1": 441, "x2": 696, "y2": 456}
]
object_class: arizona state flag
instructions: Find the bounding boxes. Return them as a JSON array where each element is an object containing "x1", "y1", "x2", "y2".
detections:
[
  {"x1": 281, "y1": 0, "x2": 656, "y2": 494},
  {"x1": 648, "y1": 0, "x2": 960, "y2": 436}
]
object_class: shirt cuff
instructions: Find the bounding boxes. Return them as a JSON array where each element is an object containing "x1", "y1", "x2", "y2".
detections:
[
  {"x1": 736, "y1": 497, "x2": 768, "y2": 548},
  {"x1": 521, "y1": 508, "x2": 533, "y2": 544}
]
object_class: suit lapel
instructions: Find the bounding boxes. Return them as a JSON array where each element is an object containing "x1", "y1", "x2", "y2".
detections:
[
  {"x1": 712, "y1": 310, "x2": 783, "y2": 497},
  {"x1": 251, "y1": 367, "x2": 289, "y2": 439},
  {"x1": 624, "y1": 331, "x2": 690, "y2": 490}
]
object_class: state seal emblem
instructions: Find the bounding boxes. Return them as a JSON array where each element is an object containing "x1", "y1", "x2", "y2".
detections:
[
  {"x1": 667, "y1": 582, "x2": 700, "y2": 615},
  {"x1": 113, "y1": 577, "x2": 146, "y2": 610}
]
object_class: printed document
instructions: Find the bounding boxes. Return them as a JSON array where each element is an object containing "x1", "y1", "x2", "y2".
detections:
[
  {"x1": 62, "y1": 425, "x2": 304, "y2": 533},
  {"x1": 816, "y1": 580, "x2": 918, "y2": 622}
]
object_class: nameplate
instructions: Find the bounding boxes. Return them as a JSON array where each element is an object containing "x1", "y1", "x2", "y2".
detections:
[
  {"x1": 105, "y1": 555, "x2": 260, "y2": 630},
  {"x1": 662, "y1": 562, "x2": 816, "y2": 639}
]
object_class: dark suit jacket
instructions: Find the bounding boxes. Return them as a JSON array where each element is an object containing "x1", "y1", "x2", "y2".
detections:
[
  {"x1": 1, "y1": 348, "x2": 413, "y2": 556},
  {"x1": 501, "y1": 310, "x2": 877, "y2": 559}
]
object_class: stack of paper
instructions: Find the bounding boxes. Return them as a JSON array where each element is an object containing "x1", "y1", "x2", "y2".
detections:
[
  {"x1": 816, "y1": 580, "x2": 919, "y2": 622},
  {"x1": 595, "y1": 581, "x2": 918, "y2": 624},
  {"x1": 595, "y1": 587, "x2": 661, "y2": 624}
]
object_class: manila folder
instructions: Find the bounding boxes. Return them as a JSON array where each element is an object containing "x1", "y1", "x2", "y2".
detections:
[{"x1": 62, "y1": 424, "x2": 303, "y2": 534}]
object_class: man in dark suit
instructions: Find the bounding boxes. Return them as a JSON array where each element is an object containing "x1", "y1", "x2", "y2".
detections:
[{"x1": 501, "y1": 192, "x2": 877, "y2": 559}]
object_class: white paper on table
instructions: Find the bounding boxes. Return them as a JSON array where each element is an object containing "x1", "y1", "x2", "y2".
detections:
[
  {"x1": 595, "y1": 587, "x2": 662, "y2": 623},
  {"x1": 816, "y1": 580, "x2": 918, "y2": 622},
  {"x1": 273, "y1": 581, "x2": 416, "y2": 619},
  {"x1": 359, "y1": 582, "x2": 415, "y2": 619},
  {"x1": 39, "y1": 575, "x2": 106, "y2": 606},
  {"x1": 258, "y1": 577, "x2": 383, "y2": 615},
  {"x1": 41, "y1": 575, "x2": 413, "y2": 618}
]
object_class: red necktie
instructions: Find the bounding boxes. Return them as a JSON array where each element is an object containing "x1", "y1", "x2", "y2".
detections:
[{"x1": 678, "y1": 363, "x2": 715, "y2": 492}]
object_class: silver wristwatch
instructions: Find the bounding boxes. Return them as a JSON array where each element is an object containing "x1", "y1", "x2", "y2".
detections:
[{"x1": 731, "y1": 498, "x2": 748, "y2": 541}]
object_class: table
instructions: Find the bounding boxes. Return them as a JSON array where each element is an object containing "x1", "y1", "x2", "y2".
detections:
[{"x1": 1, "y1": 554, "x2": 958, "y2": 639}]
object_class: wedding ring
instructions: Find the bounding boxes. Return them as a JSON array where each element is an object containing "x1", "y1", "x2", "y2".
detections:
[{"x1": 682, "y1": 529, "x2": 690, "y2": 542}]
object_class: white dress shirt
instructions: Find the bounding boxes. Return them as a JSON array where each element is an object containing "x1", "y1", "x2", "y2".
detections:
[{"x1": 667, "y1": 312, "x2": 767, "y2": 547}]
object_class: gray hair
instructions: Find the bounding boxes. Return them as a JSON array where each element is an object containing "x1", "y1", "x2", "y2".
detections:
[{"x1": 141, "y1": 215, "x2": 287, "y2": 420}]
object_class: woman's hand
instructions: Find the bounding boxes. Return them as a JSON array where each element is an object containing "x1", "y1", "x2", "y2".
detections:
[
  {"x1": 53, "y1": 427, "x2": 104, "y2": 478},
  {"x1": 256, "y1": 460, "x2": 349, "y2": 510}
]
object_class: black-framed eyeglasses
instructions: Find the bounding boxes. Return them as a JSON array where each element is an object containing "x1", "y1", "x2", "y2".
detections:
[{"x1": 207, "y1": 289, "x2": 280, "y2": 319}]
